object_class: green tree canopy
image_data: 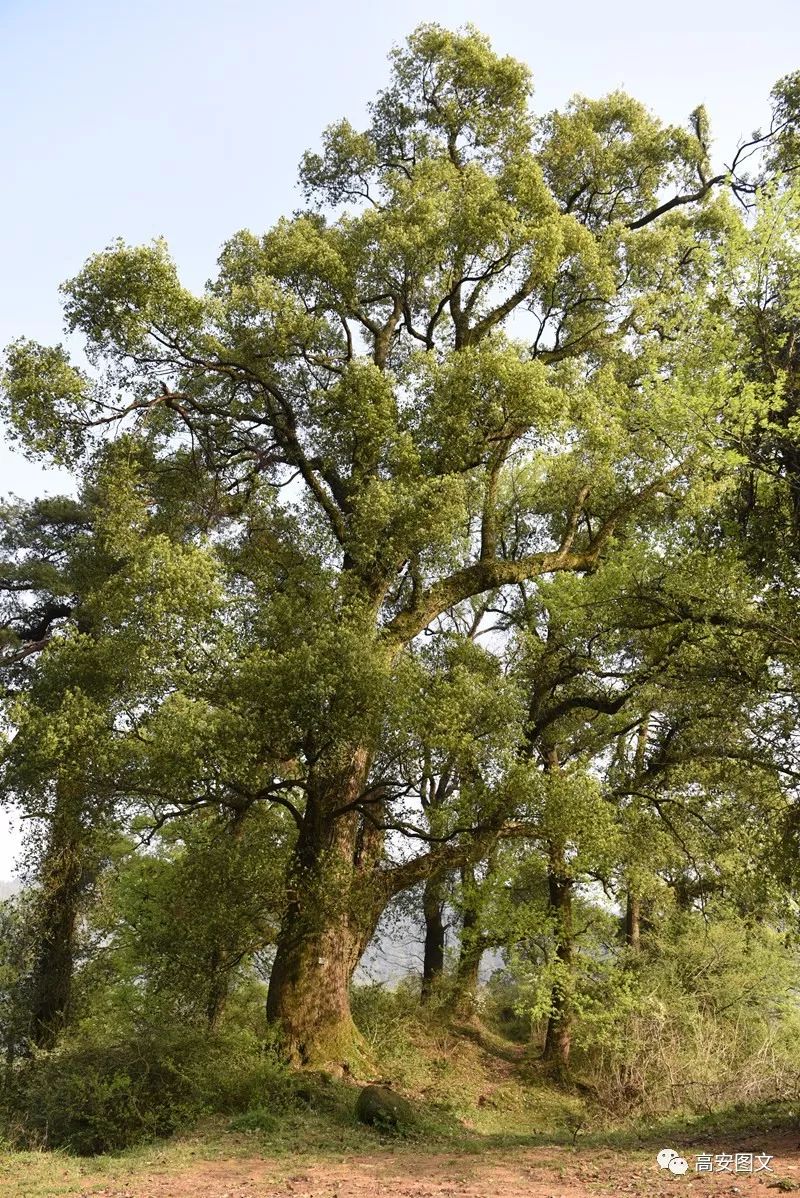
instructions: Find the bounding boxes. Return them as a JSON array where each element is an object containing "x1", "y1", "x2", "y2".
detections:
[{"x1": 3, "y1": 23, "x2": 799, "y2": 1070}]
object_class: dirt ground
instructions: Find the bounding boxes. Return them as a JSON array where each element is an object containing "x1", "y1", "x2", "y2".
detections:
[{"x1": 52, "y1": 1137, "x2": 800, "y2": 1198}]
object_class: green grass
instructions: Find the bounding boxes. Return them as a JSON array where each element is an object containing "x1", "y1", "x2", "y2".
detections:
[{"x1": 591, "y1": 1097, "x2": 800, "y2": 1150}]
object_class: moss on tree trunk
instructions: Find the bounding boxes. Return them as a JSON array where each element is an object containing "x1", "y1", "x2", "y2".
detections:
[
  {"x1": 28, "y1": 790, "x2": 87, "y2": 1049},
  {"x1": 266, "y1": 751, "x2": 382, "y2": 1072}
]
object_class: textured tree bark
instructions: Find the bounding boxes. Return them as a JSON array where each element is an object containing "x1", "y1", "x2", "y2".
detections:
[
  {"x1": 543, "y1": 850, "x2": 574, "y2": 1074},
  {"x1": 28, "y1": 791, "x2": 86, "y2": 1049},
  {"x1": 266, "y1": 901, "x2": 375, "y2": 1070},
  {"x1": 625, "y1": 891, "x2": 641, "y2": 951},
  {"x1": 421, "y1": 870, "x2": 447, "y2": 1001},
  {"x1": 453, "y1": 865, "x2": 484, "y2": 1016},
  {"x1": 266, "y1": 749, "x2": 382, "y2": 1071}
]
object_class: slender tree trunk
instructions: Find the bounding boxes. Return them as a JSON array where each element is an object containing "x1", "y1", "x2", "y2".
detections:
[
  {"x1": 204, "y1": 808, "x2": 250, "y2": 1029},
  {"x1": 28, "y1": 789, "x2": 86, "y2": 1049},
  {"x1": 455, "y1": 927, "x2": 482, "y2": 1012},
  {"x1": 625, "y1": 891, "x2": 641, "y2": 951},
  {"x1": 421, "y1": 870, "x2": 447, "y2": 1001},
  {"x1": 543, "y1": 846, "x2": 574, "y2": 1075},
  {"x1": 453, "y1": 865, "x2": 484, "y2": 1016},
  {"x1": 204, "y1": 946, "x2": 232, "y2": 1029}
]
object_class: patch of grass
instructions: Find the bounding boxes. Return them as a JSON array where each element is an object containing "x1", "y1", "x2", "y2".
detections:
[
  {"x1": 589, "y1": 1097, "x2": 800, "y2": 1150},
  {"x1": 1, "y1": 1091, "x2": 798, "y2": 1198},
  {"x1": 351, "y1": 982, "x2": 593, "y2": 1142}
]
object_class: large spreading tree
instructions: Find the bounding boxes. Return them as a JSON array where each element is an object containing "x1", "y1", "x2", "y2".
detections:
[{"x1": 3, "y1": 24, "x2": 798, "y2": 1068}]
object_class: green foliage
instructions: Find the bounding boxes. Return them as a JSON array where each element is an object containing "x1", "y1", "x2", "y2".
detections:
[
  {"x1": 1, "y1": 1024, "x2": 287, "y2": 1154},
  {"x1": 0, "y1": 895, "x2": 33, "y2": 1056},
  {"x1": 519, "y1": 909, "x2": 800, "y2": 1117},
  {"x1": 0, "y1": 341, "x2": 92, "y2": 467},
  {"x1": 2, "y1": 18, "x2": 800, "y2": 1112},
  {"x1": 83, "y1": 808, "x2": 291, "y2": 1025}
]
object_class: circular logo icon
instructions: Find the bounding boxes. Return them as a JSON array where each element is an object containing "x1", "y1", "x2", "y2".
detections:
[
  {"x1": 669, "y1": 1156, "x2": 689, "y2": 1175},
  {"x1": 657, "y1": 1148, "x2": 679, "y2": 1169}
]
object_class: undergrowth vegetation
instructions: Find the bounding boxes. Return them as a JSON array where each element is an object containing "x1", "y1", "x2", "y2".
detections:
[{"x1": 4, "y1": 904, "x2": 798, "y2": 1157}]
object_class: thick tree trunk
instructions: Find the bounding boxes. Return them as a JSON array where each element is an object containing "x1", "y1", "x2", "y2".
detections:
[
  {"x1": 266, "y1": 750, "x2": 382, "y2": 1071},
  {"x1": 266, "y1": 902, "x2": 374, "y2": 1069},
  {"x1": 543, "y1": 848, "x2": 574, "y2": 1075},
  {"x1": 421, "y1": 870, "x2": 447, "y2": 1001}
]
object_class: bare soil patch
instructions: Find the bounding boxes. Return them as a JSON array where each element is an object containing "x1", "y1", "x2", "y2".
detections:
[{"x1": 53, "y1": 1137, "x2": 800, "y2": 1198}]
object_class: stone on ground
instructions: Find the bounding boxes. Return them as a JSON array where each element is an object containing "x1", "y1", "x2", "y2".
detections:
[{"x1": 355, "y1": 1084, "x2": 414, "y2": 1130}]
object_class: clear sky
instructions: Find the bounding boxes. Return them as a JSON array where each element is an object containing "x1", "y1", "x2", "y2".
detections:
[{"x1": 0, "y1": 0, "x2": 798, "y2": 875}]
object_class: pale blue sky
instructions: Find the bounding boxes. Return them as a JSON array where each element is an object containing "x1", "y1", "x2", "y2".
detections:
[{"x1": 0, "y1": 0, "x2": 798, "y2": 873}]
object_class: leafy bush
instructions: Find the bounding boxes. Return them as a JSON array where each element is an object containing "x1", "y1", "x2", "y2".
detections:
[
  {"x1": 508, "y1": 910, "x2": 800, "y2": 1118},
  {"x1": 584, "y1": 916, "x2": 800, "y2": 1117},
  {"x1": 1, "y1": 1024, "x2": 290, "y2": 1154}
]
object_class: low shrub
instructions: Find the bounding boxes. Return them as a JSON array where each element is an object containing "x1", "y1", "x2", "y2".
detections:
[{"x1": 1, "y1": 1024, "x2": 291, "y2": 1154}]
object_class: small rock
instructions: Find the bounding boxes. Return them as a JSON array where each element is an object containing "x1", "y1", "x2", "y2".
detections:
[{"x1": 355, "y1": 1084, "x2": 414, "y2": 1130}]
